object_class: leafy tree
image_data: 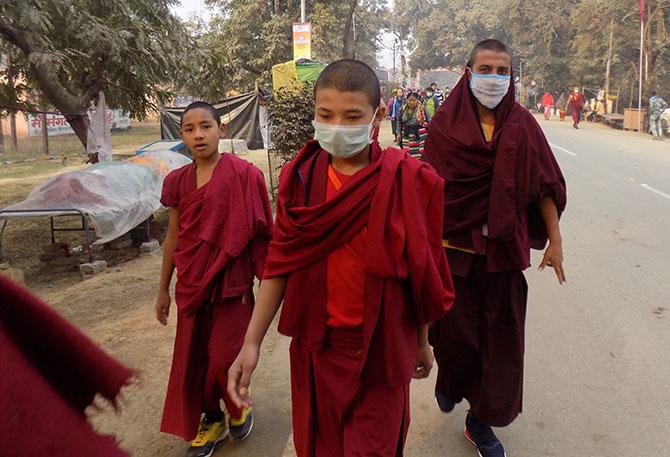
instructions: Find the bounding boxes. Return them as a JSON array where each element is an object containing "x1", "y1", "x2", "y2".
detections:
[
  {"x1": 185, "y1": 0, "x2": 388, "y2": 99},
  {"x1": 0, "y1": 0, "x2": 190, "y2": 154},
  {"x1": 395, "y1": 0, "x2": 670, "y2": 111},
  {"x1": 572, "y1": 0, "x2": 670, "y2": 107}
]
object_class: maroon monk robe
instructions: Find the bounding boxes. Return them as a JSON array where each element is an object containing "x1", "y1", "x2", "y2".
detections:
[
  {"x1": 0, "y1": 275, "x2": 133, "y2": 457},
  {"x1": 569, "y1": 92, "x2": 586, "y2": 125},
  {"x1": 265, "y1": 140, "x2": 454, "y2": 456},
  {"x1": 423, "y1": 70, "x2": 566, "y2": 427},
  {"x1": 160, "y1": 153, "x2": 273, "y2": 440}
]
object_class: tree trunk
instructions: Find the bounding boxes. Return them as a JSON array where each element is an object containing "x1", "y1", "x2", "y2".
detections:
[
  {"x1": 0, "y1": 116, "x2": 4, "y2": 153},
  {"x1": 9, "y1": 112, "x2": 17, "y2": 151},
  {"x1": 40, "y1": 110, "x2": 49, "y2": 156},
  {"x1": 342, "y1": 0, "x2": 359, "y2": 58}
]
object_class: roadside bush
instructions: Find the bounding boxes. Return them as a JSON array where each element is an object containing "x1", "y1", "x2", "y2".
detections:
[{"x1": 268, "y1": 83, "x2": 315, "y2": 167}]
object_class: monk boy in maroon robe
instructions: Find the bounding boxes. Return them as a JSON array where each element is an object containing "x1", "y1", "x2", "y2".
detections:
[
  {"x1": 228, "y1": 59, "x2": 455, "y2": 456},
  {"x1": 423, "y1": 40, "x2": 567, "y2": 457},
  {"x1": 155, "y1": 102, "x2": 272, "y2": 457}
]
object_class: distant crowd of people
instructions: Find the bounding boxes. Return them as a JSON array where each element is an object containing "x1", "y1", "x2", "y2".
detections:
[{"x1": 385, "y1": 82, "x2": 451, "y2": 155}]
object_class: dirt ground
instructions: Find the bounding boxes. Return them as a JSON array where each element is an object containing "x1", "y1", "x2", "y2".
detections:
[{"x1": 0, "y1": 140, "x2": 290, "y2": 456}]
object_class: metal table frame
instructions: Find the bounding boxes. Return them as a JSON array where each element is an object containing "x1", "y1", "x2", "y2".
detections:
[{"x1": 0, "y1": 209, "x2": 95, "y2": 263}]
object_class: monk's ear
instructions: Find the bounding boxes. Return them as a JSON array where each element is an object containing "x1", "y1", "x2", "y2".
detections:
[
  {"x1": 376, "y1": 104, "x2": 386, "y2": 123},
  {"x1": 219, "y1": 122, "x2": 226, "y2": 138},
  {"x1": 371, "y1": 106, "x2": 385, "y2": 129}
]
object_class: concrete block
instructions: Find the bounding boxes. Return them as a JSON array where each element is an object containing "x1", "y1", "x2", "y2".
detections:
[
  {"x1": 140, "y1": 239, "x2": 160, "y2": 253},
  {"x1": 79, "y1": 260, "x2": 107, "y2": 275}
]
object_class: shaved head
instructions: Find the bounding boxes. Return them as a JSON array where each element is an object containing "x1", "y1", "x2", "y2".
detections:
[
  {"x1": 469, "y1": 39, "x2": 512, "y2": 67},
  {"x1": 315, "y1": 59, "x2": 381, "y2": 110}
]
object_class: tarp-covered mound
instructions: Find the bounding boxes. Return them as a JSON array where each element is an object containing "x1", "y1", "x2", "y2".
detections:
[{"x1": 0, "y1": 150, "x2": 191, "y2": 244}]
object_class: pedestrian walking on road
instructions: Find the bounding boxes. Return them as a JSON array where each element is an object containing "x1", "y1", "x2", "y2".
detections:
[
  {"x1": 156, "y1": 102, "x2": 273, "y2": 457},
  {"x1": 423, "y1": 39, "x2": 568, "y2": 457},
  {"x1": 388, "y1": 89, "x2": 404, "y2": 142},
  {"x1": 432, "y1": 82, "x2": 445, "y2": 105},
  {"x1": 424, "y1": 86, "x2": 441, "y2": 122},
  {"x1": 541, "y1": 91, "x2": 555, "y2": 120},
  {"x1": 397, "y1": 91, "x2": 428, "y2": 150},
  {"x1": 228, "y1": 59, "x2": 455, "y2": 457},
  {"x1": 649, "y1": 91, "x2": 668, "y2": 139},
  {"x1": 568, "y1": 87, "x2": 586, "y2": 129}
]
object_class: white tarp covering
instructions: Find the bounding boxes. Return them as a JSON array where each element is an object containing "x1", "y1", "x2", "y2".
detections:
[
  {"x1": 87, "y1": 92, "x2": 113, "y2": 162},
  {"x1": 0, "y1": 150, "x2": 191, "y2": 244}
]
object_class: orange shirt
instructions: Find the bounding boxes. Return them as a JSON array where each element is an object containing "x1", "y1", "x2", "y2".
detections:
[
  {"x1": 481, "y1": 121, "x2": 495, "y2": 142},
  {"x1": 325, "y1": 165, "x2": 367, "y2": 328}
]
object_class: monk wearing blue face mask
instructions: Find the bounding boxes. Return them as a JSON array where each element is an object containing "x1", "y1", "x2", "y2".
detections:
[
  {"x1": 228, "y1": 59, "x2": 455, "y2": 457},
  {"x1": 423, "y1": 39, "x2": 568, "y2": 457}
]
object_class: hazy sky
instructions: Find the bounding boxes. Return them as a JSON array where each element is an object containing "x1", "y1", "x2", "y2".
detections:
[{"x1": 170, "y1": 0, "x2": 397, "y2": 69}]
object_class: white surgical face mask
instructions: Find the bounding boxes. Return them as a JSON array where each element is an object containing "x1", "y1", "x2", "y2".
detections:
[
  {"x1": 312, "y1": 108, "x2": 378, "y2": 159},
  {"x1": 469, "y1": 72, "x2": 511, "y2": 110}
]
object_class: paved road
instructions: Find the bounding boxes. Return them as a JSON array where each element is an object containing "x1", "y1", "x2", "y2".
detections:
[{"x1": 216, "y1": 118, "x2": 670, "y2": 457}]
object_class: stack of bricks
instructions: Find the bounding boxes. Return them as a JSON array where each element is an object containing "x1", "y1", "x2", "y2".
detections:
[
  {"x1": 103, "y1": 234, "x2": 133, "y2": 256},
  {"x1": 39, "y1": 242, "x2": 79, "y2": 273}
]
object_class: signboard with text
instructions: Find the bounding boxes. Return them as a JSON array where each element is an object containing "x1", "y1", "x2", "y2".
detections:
[
  {"x1": 292, "y1": 22, "x2": 312, "y2": 60},
  {"x1": 27, "y1": 109, "x2": 131, "y2": 137}
]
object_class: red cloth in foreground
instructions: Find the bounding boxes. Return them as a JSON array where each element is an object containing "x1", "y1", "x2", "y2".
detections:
[
  {"x1": 290, "y1": 327, "x2": 409, "y2": 457},
  {"x1": 266, "y1": 140, "x2": 454, "y2": 386},
  {"x1": 159, "y1": 154, "x2": 272, "y2": 440},
  {"x1": 0, "y1": 275, "x2": 133, "y2": 457},
  {"x1": 325, "y1": 165, "x2": 367, "y2": 328},
  {"x1": 424, "y1": 71, "x2": 567, "y2": 273}
]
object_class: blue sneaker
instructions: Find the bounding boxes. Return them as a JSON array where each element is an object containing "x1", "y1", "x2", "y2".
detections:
[
  {"x1": 435, "y1": 390, "x2": 456, "y2": 413},
  {"x1": 464, "y1": 411, "x2": 506, "y2": 457},
  {"x1": 229, "y1": 408, "x2": 253, "y2": 441}
]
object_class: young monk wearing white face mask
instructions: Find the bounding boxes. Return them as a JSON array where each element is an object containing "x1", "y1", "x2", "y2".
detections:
[{"x1": 228, "y1": 59, "x2": 455, "y2": 457}]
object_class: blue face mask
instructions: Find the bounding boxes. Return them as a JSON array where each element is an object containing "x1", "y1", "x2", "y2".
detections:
[{"x1": 469, "y1": 73, "x2": 511, "y2": 109}]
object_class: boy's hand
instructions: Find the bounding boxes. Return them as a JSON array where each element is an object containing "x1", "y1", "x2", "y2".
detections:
[
  {"x1": 155, "y1": 290, "x2": 171, "y2": 325},
  {"x1": 413, "y1": 343, "x2": 434, "y2": 379},
  {"x1": 539, "y1": 240, "x2": 566, "y2": 285},
  {"x1": 228, "y1": 343, "x2": 260, "y2": 409}
]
